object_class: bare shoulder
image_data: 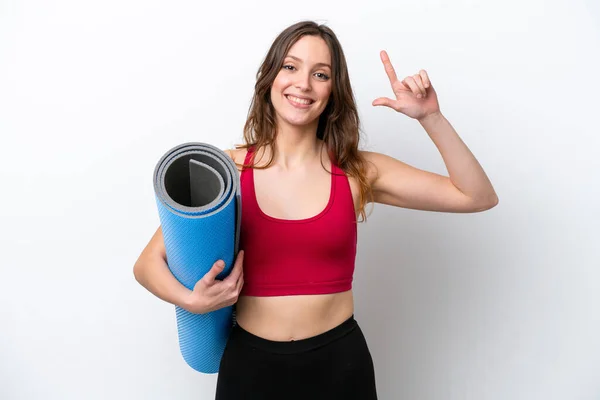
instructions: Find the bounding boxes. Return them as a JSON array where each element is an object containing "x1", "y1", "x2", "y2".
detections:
[
  {"x1": 339, "y1": 150, "x2": 382, "y2": 210},
  {"x1": 358, "y1": 150, "x2": 383, "y2": 186},
  {"x1": 224, "y1": 147, "x2": 248, "y2": 172}
]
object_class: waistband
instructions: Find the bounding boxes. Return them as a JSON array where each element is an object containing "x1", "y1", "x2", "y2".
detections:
[{"x1": 231, "y1": 315, "x2": 357, "y2": 355}]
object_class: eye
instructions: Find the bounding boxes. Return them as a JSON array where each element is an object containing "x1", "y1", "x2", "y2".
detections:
[
  {"x1": 314, "y1": 72, "x2": 330, "y2": 81},
  {"x1": 282, "y1": 65, "x2": 296, "y2": 71}
]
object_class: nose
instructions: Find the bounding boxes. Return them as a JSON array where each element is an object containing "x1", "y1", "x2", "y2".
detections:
[{"x1": 294, "y1": 72, "x2": 312, "y2": 92}]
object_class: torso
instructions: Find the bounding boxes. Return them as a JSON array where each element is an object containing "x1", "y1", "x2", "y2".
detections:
[{"x1": 229, "y1": 145, "x2": 362, "y2": 341}]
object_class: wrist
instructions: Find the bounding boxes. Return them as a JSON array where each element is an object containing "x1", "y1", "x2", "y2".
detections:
[
  {"x1": 418, "y1": 111, "x2": 444, "y2": 125},
  {"x1": 178, "y1": 288, "x2": 198, "y2": 312}
]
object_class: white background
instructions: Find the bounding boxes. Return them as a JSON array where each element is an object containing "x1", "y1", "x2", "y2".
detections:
[{"x1": 1, "y1": 0, "x2": 599, "y2": 399}]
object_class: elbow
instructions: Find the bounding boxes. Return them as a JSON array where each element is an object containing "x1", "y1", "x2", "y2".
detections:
[
  {"x1": 473, "y1": 192, "x2": 499, "y2": 212},
  {"x1": 487, "y1": 192, "x2": 499, "y2": 209},
  {"x1": 133, "y1": 258, "x2": 145, "y2": 284},
  {"x1": 490, "y1": 193, "x2": 499, "y2": 208}
]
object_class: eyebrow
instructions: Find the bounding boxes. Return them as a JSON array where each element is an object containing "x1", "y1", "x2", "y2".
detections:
[{"x1": 286, "y1": 55, "x2": 331, "y2": 69}]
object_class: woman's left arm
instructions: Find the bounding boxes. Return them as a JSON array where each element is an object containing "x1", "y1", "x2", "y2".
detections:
[{"x1": 364, "y1": 51, "x2": 498, "y2": 213}]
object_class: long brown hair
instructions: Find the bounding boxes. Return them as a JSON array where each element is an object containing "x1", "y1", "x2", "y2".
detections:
[{"x1": 238, "y1": 20, "x2": 372, "y2": 221}]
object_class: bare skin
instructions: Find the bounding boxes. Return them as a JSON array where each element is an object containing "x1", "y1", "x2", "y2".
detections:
[
  {"x1": 133, "y1": 35, "x2": 497, "y2": 343},
  {"x1": 229, "y1": 145, "x2": 360, "y2": 341},
  {"x1": 133, "y1": 144, "x2": 360, "y2": 342}
]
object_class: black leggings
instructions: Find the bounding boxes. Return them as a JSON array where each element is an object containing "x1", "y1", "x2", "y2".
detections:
[{"x1": 215, "y1": 315, "x2": 378, "y2": 400}]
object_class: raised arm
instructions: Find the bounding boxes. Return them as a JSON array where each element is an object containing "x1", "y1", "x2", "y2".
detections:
[{"x1": 366, "y1": 51, "x2": 498, "y2": 213}]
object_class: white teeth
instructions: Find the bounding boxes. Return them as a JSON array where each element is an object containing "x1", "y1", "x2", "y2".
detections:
[{"x1": 287, "y1": 95, "x2": 312, "y2": 105}]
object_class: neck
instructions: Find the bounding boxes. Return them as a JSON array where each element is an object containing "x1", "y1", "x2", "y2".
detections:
[{"x1": 271, "y1": 119, "x2": 322, "y2": 169}]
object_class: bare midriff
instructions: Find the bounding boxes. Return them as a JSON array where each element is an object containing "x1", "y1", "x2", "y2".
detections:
[{"x1": 235, "y1": 290, "x2": 354, "y2": 341}]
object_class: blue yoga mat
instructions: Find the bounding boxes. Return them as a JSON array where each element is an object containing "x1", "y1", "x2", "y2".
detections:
[{"x1": 153, "y1": 142, "x2": 241, "y2": 373}]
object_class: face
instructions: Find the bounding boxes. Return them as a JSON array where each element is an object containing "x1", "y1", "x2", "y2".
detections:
[{"x1": 270, "y1": 35, "x2": 333, "y2": 130}]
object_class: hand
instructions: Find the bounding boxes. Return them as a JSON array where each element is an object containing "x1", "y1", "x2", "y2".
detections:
[
  {"x1": 372, "y1": 50, "x2": 441, "y2": 121},
  {"x1": 183, "y1": 250, "x2": 245, "y2": 314}
]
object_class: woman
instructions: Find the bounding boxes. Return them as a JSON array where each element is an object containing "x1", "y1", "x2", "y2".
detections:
[{"x1": 134, "y1": 21, "x2": 498, "y2": 399}]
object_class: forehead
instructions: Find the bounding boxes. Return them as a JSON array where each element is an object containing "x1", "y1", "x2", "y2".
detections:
[{"x1": 286, "y1": 35, "x2": 331, "y2": 66}]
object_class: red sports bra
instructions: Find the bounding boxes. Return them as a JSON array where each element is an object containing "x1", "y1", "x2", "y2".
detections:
[{"x1": 239, "y1": 147, "x2": 357, "y2": 297}]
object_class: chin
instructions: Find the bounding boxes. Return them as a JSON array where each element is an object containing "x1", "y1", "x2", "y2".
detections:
[{"x1": 279, "y1": 113, "x2": 320, "y2": 128}]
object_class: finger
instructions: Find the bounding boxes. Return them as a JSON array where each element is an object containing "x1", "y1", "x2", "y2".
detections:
[
  {"x1": 399, "y1": 80, "x2": 411, "y2": 90},
  {"x1": 380, "y1": 50, "x2": 399, "y2": 85},
  {"x1": 235, "y1": 274, "x2": 244, "y2": 294},
  {"x1": 372, "y1": 97, "x2": 398, "y2": 110},
  {"x1": 228, "y1": 275, "x2": 243, "y2": 303},
  {"x1": 224, "y1": 250, "x2": 244, "y2": 283},
  {"x1": 202, "y1": 260, "x2": 225, "y2": 284},
  {"x1": 419, "y1": 70, "x2": 431, "y2": 88},
  {"x1": 235, "y1": 264, "x2": 244, "y2": 287},
  {"x1": 412, "y1": 74, "x2": 427, "y2": 97},
  {"x1": 233, "y1": 250, "x2": 244, "y2": 273},
  {"x1": 402, "y1": 77, "x2": 423, "y2": 98}
]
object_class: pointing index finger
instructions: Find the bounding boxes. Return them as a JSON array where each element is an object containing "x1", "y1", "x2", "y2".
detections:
[{"x1": 380, "y1": 50, "x2": 398, "y2": 85}]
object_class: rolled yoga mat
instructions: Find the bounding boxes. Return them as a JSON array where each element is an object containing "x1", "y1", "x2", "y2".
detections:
[{"x1": 153, "y1": 142, "x2": 241, "y2": 373}]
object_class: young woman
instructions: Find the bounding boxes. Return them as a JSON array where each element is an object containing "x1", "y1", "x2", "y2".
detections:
[{"x1": 134, "y1": 20, "x2": 498, "y2": 400}]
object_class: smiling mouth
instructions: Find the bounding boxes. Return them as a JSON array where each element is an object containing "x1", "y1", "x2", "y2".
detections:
[{"x1": 285, "y1": 95, "x2": 314, "y2": 106}]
